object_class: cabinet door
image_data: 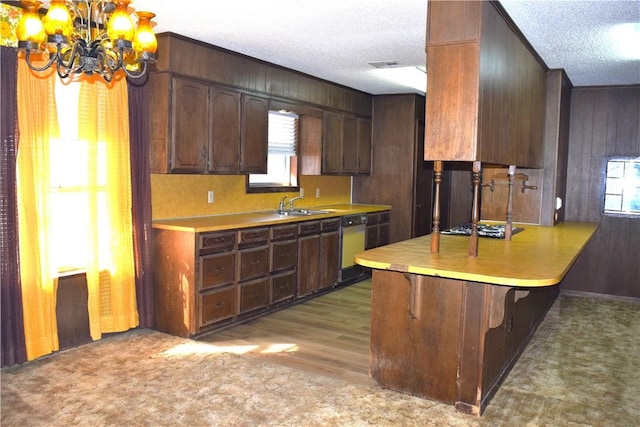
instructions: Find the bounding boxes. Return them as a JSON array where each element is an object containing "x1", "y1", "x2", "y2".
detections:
[
  {"x1": 319, "y1": 230, "x2": 340, "y2": 290},
  {"x1": 357, "y1": 118, "x2": 372, "y2": 174},
  {"x1": 240, "y1": 94, "x2": 269, "y2": 174},
  {"x1": 365, "y1": 225, "x2": 379, "y2": 250},
  {"x1": 297, "y1": 234, "x2": 320, "y2": 297},
  {"x1": 322, "y1": 111, "x2": 342, "y2": 174},
  {"x1": 209, "y1": 86, "x2": 241, "y2": 173},
  {"x1": 170, "y1": 77, "x2": 209, "y2": 173},
  {"x1": 341, "y1": 115, "x2": 359, "y2": 174}
]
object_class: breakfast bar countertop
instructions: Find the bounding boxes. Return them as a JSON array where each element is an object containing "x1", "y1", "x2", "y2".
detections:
[
  {"x1": 151, "y1": 204, "x2": 391, "y2": 233},
  {"x1": 355, "y1": 221, "x2": 599, "y2": 287}
]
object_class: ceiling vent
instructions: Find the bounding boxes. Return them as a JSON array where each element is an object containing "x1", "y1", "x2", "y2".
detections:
[{"x1": 368, "y1": 60, "x2": 400, "y2": 69}]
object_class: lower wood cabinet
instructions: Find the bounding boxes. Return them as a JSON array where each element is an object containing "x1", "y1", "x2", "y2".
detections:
[
  {"x1": 153, "y1": 216, "x2": 355, "y2": 338},
  {"x1": 366, "y1": 211, "x2": 390, "y2": 249},
  {"x1": 297, "y1": 221, "x2": 321, "y2": 297}
]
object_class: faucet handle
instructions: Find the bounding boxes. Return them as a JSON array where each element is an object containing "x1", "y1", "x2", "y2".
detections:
[{"x1": 279, "y1": 195, "x2": 288, "y2": 212}]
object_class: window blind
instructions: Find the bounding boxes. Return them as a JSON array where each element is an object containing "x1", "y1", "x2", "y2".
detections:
[{"x1": 268, "y1": 111, "x2": 298, "y2": 156}]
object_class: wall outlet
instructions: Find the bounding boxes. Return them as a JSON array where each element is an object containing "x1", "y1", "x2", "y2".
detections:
[
  {"x1": 315, "y1": 188, "x2": 320, "y2": 198},
  {"x1": 207, "y1": 190, "x2": 214, "y2": 204},
  {"x1": 300, "y1": 188, "x2": 304, "y2": 198}
]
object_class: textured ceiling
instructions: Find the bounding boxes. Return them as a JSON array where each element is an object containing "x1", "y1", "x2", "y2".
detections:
[
  {"x1": 129, "y1": 0, "x2": 639, "y2": 93},
  {"x1": 500, "y1": 0, "x2": 640, "y2": 87}
]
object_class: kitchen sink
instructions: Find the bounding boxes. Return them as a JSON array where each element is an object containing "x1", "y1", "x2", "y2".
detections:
[{"x1": 272, "y1": 209, "x2": 331, "y2": 216}]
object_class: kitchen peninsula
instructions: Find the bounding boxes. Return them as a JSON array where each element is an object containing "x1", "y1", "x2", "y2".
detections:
[{"x1": 355, "y1": 221, "x2": 598, "y2": 415}]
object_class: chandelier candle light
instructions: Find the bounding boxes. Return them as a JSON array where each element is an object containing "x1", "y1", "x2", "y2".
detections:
[{"x1": 16, "y1": 0, "x2": 157, "y2": 81}]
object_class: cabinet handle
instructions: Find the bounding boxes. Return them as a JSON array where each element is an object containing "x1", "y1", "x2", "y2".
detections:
[
  {"x1": 416, "y1": 204, "x2": 423, "y2": 208},
  {"x1": 250, "y1": 259, "x2": 260, "y2": 265}
]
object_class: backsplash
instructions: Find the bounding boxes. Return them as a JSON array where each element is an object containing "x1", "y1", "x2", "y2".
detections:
[{"x1": 151, "y1": 174, "x2": 352, "y2": 219}]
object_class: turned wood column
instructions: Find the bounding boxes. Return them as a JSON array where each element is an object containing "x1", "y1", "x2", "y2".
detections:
[
  {"x1": 431, "y1": 161, "x2": 443, "y2": 254},
  {"x1": 504, "y1": 165, "x2": 516, "y2": 241},
  {"x1": 469, "y1": 161, "x2": 481, "y2": 257}
]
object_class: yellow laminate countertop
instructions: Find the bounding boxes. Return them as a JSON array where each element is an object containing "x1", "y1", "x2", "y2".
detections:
[
  {"x1": 355, "y1": 221, "x2": 599, "y2": 287},
  {"x1": 152, "y1": 204, "x2": 391, "y2": 233}
]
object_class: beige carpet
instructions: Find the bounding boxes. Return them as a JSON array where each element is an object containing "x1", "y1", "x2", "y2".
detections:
[{"x1": 1, "y1": 292, "x2": 639, "y2": 426}]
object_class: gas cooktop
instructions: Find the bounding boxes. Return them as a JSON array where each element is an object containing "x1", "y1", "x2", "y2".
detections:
[{"x1": 441, "y1": 223, "x2": 524, "y2": 239}]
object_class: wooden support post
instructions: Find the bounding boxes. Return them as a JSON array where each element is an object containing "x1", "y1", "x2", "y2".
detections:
[
  {"x1": 469, "y1": 161, "x2": 482, "y2": 257},
  {"x1": 431, "y1": 161, "x2": 443, "y2": 254},
  {"x1": 505, "y1": 165, "x2": 516, "y2": 241}
]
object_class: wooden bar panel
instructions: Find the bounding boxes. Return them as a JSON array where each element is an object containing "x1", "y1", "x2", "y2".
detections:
[{"x1": 370, "y1": 271, "x2": 464, "y2": 404}]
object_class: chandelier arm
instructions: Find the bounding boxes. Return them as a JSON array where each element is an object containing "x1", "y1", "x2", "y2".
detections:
[
  {"x1": 55, "y1": 41, "x2": 84, "y2": 79},
  {"x1": 23, "y1": 49, "x2": 58, "y2": 72},
  {"x1": 121, "y1": 60, "x2": 149, "y2": 79}
]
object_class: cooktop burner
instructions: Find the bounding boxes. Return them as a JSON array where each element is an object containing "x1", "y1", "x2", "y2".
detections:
[{"x1": 441, "y1": 223, "x2": 524, "y2": 239}]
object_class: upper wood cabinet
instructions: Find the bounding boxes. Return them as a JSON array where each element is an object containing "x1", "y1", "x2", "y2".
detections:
[
  {"x1": 424, "y1": 1, "x2": 546, "y2": 167},
  {"x1": 322, "y1": 111, "x2": 372, "y2": 175},
  {"x1": 209, "y1": 87, "x2": 241, "y2": 173},
  {"x1": 240, "y1": 94, "x2": 269, "y2": 174},
  {"x1": 148, "y1": 73, "x2": 268, "y2": 174}
]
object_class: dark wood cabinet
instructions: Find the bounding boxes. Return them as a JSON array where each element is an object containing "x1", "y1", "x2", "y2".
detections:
[
  {"x1": 209, "y1": 86, "x2": 241, "y2": 173},
  {"x1": 322, "y1": 111, "x2": 372, "y2": 176},
  {"x1": 319, "y1": 218, "x2": 341, "y2": 290},
  {"x1": 240, "y1": 94, "x2": 269, "y2": 174},
  {"x1": 148, "y1": 73, "x2": 268, "y2": 175},
  {"x1": 365, "y1": 211, "x2": 390, "y2": 250},
  {"x1": 153, "y1": 214, "x2": 365, "y2": 338},
  {"x1": 297, "y1": 221, "x2": 321, "y2": 297},
  {"x1": 424, "y1": 0, "x2": 546, "y2": 167},
  {"x1": 322, "y1": 111, "x2": 343, "y2": 174}
]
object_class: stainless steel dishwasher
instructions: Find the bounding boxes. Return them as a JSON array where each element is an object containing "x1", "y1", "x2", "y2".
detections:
[{"x1": 340, "y1": 214, "x2": 367, "y2": 284}]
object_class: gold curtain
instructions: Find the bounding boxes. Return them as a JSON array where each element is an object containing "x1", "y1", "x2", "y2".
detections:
[
  {"x1": 78, "y1": 74, "x2": 138, "y2": 338},
  {"x1": 17, "y1": 64, "x2": 139, "y2": 359},
  {"x1": 16, "y1": 60, "x2": 59, "y2": 361}
]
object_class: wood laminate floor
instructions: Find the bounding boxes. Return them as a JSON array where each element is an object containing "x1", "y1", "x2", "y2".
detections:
[{"x1": 200, "y1": 279, "x2": 376, "y2": 387}]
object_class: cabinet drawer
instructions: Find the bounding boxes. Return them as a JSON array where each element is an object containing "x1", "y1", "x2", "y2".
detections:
[
  {"x1": 367, "y1": 213, "x2": 379, "y2": 225},
  {"x1": 271, "y1": 270, "x2": 296, "y2": 304},
  {"x1": 298, "y1": 220, "x2": 321, "y2": 236},
  {"x1": 321, "y1": 218, "x2": 341, "y2": 232},
  {"x1": 270, "y1": 224, "x2": 298, "y2": 241},
  {"x1": 239, "y1": 277, "x2": 269, "y2": 314},
  {"x1": 238, "y1": 245, "x2": 269, "y2": 281},
  {"x1": 200, "y1": 286, "x2": 235, "y2": 327},
  {"x1": 201, "y1": 252, "x2": 235, "y2": 290},
  {"x1": 271, "y1": 239, "x2": 297, "y2": 272},
  {"x1": 238, "y1": 227, "x2": 269, "y2": 244},
  {"x1": 199, "y1": 231, "x2": 235, "y2": 254},
  {"x1": 379, "y1": 211, "x2": 390, "y2": 224}
]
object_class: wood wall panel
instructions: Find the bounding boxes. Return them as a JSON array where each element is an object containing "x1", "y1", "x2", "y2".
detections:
[
  {"x1": 562, "y1": 86, "x2": 640, "y2": 298},
  {"x1": 153, "y1": 33, "x2": 372, "y2": 116}
]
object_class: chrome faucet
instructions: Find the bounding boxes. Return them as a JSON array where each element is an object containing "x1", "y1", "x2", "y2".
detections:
[
  {"x1": 288, "y1": 195, "x2": 304, "y2": 211},
  {"x1": 278, "y1": 195, "x2": 288, "y2": 213}
]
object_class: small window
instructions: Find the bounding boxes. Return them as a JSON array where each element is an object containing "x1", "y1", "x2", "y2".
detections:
[
  {"x1": 603, "y1": 158, "x2": 640, "y2": 216},
  {"x1": 247, "y1": 110, "x2": 299, "y2": 192}
]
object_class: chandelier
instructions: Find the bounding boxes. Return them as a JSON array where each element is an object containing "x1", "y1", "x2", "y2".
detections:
[{"x1": 16, "y1": 0, "x2": 157, "y2": 82}]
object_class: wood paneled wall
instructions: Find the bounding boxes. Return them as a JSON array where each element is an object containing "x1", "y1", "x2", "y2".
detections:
[
  {"x1": 561, "y1": 86, "x2": 640, "y2": 298},
  {"x1": 153, "y1": 33, "x2": 372, "y2": 117}
]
